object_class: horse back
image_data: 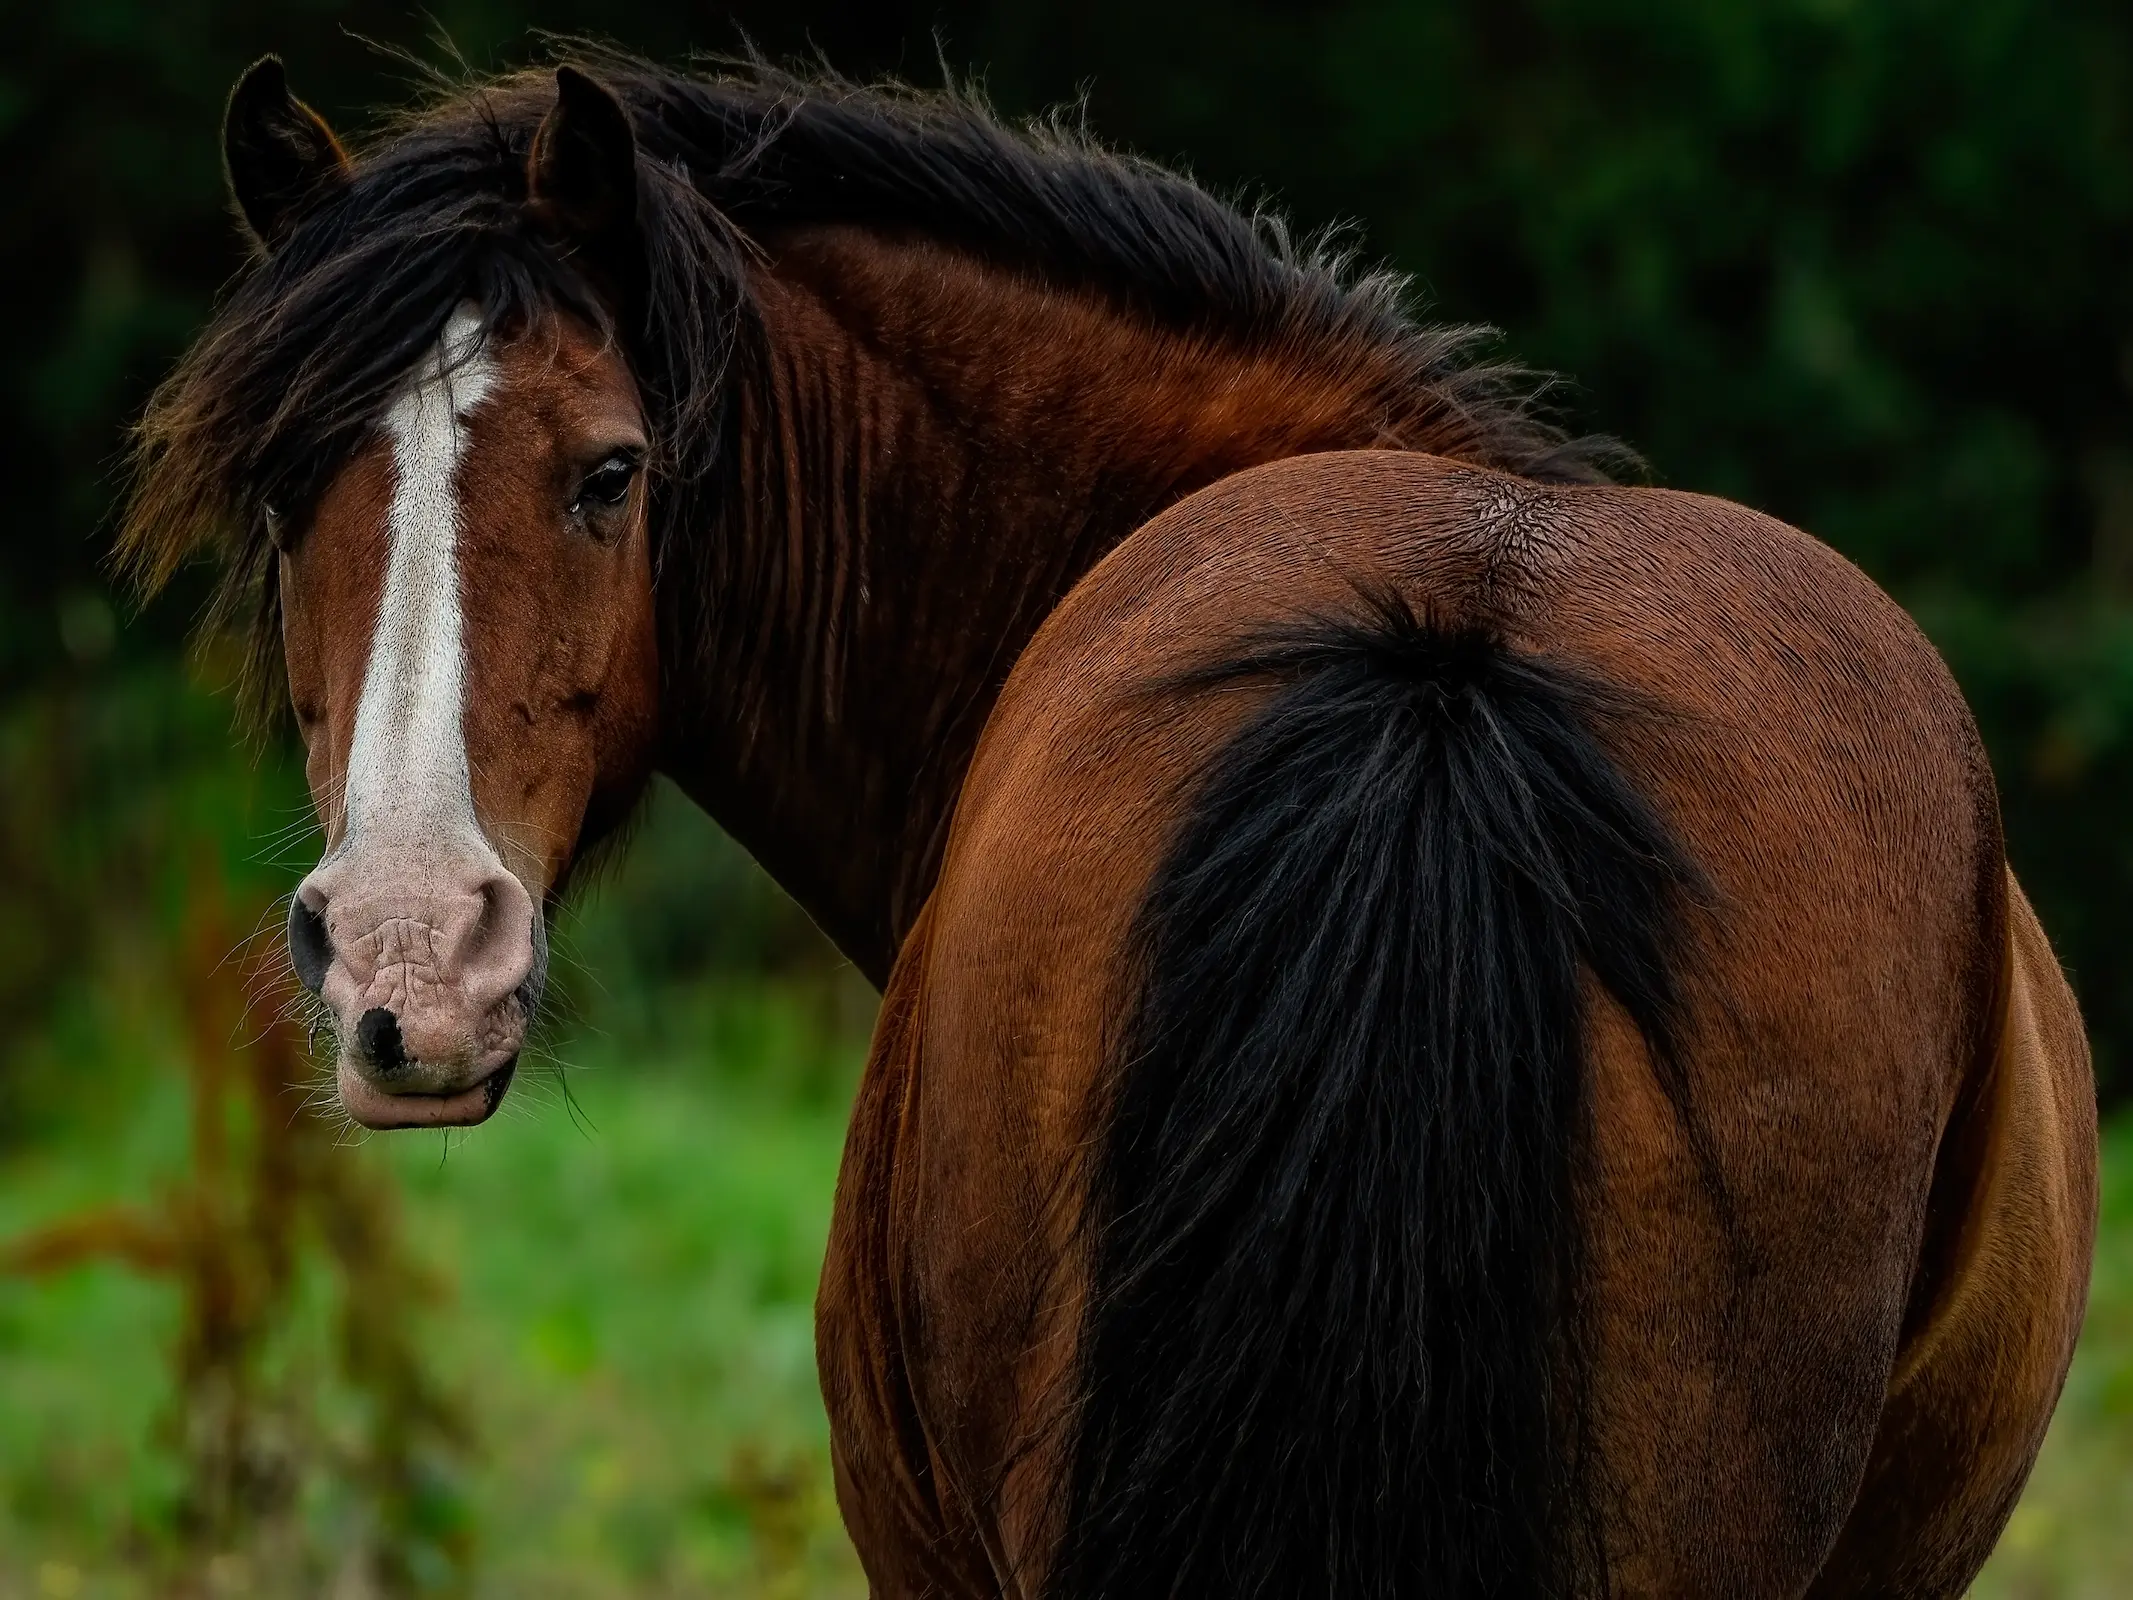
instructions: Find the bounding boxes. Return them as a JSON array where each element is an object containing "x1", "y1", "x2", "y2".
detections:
[{"x1": 818, "y1": 448, "x2": 2093, "y2": 1597}]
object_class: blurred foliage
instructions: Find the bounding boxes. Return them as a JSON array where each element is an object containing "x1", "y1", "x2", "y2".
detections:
[
  {"x1": 5, "y1": 0, "x2": 2132, "y2": 1084},
  {"x1": 0, "y1": 887, "x2": 870, "y2": 1593},
  {"x1": 2, "y1": 887, "x2": 473, "y2": 1595}
]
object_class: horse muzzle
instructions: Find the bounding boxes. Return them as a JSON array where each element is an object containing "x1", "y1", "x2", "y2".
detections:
[{"x1": 290, "y1": 845, "x2": 543, "y2": 1129}]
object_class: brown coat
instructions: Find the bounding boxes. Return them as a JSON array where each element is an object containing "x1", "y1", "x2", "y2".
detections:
[{"x1": 820, "y1": 451, "x2": 2095, "y2": 1597}]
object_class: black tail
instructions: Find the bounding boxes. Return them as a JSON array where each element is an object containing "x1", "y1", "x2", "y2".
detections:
[{"x1": 1054, "y1": 599, "x2": 1701, "y2": 1600}]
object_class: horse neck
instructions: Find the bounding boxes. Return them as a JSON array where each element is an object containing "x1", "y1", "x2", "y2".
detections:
[{"x1": 660, "y1": 224, "x2": 1444, "y2": 983}]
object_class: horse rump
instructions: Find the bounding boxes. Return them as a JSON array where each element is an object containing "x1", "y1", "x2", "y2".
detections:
[{"x1": 1054, "y1": 593, "x2": 1701, "y2": 1599}]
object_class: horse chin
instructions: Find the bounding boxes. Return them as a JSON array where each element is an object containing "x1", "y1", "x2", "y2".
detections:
[{"x1": 337, "y1": 1053, "x2": 518, "y2": 1130}]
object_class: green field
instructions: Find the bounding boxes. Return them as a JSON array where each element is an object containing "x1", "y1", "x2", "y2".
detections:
[
  {"x1": 0, "y1": 792, "x2": 2127, "y2": 1595},
  {"x1": 4, "y1": 1007, "x2": 2130, "y2": 1596},
  {"x1": 0, "y1": 977, "x2": 870, "y2": 1598}
]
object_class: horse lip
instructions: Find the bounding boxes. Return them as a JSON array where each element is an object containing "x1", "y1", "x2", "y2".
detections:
[{"x1": 338, "y1": 1055, "x2": 518, "y2": 1130}]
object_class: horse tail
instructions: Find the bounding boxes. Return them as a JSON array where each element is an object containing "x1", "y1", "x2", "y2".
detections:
[{"x1": 1053, "y1": 595, "x2": 1702, "y2": 1600}]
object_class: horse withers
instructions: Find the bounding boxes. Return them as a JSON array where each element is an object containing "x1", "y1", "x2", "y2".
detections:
[{"x1": 122, "y1": 54, "x2": 2095, "y2": 1597}]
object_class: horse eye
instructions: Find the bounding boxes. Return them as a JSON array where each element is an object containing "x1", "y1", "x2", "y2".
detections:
[
  {"x1": 263, "y1": 502, "x2": 290, "y2": 547},
  {"x1": 571, "y1": 454, "x2": 638, "y2": 517}
]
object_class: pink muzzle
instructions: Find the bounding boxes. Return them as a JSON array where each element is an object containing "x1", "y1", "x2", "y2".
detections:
[{"x1": 291, "y1": 839, "x2": 541, "y2": 1128}]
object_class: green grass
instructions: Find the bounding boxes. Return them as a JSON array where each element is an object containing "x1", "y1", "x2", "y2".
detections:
[
  {"x1": 402, "y1": 1013, "x2": 866, "y2": 1599},
  {"x1": 5, "y1": 959, "x2": 2133, "y2": 1596},
  {"x1": 0, "y1": 981, "x2": 869, "y2": 1598}
]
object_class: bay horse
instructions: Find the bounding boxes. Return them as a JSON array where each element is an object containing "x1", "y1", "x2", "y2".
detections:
[{"x1": 121, "y1": 53, "x2": 2095, "y2": 1597}]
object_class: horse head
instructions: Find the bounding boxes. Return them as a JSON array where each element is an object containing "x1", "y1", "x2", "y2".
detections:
[{"x1": 226, "y1": 62, "x2": 658, "y2": 1127}]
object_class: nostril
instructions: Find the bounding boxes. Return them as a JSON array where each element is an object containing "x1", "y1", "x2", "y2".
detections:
[
  {"x1": 456, "y1": 868, "x2": 538, "y2": 1006},
  {"x1": 288, "y1": 894, "x2": 331, "y2": 995},
  {"x1": 357, "y1": 1007, "x2": 409, "y2": 1075}
]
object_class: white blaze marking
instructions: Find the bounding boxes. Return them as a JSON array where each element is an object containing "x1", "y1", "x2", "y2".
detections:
[{"x1": 343, "y1": 306, "x2": 497, "y2": 850}]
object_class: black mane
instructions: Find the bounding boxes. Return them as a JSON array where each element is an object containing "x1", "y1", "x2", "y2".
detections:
[{"x1": 121, "y1": 51, "x2": 1604, "y2": 715}]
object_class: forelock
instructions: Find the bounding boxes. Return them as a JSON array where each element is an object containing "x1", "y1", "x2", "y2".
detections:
[{"x1": 119, "y1": 66, "x2": 750, "y2": 724}]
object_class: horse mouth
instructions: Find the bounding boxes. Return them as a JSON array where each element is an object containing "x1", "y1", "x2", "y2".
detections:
[{"x1": 338, "y1": 1054, "x2": 517, "y2": 1130}]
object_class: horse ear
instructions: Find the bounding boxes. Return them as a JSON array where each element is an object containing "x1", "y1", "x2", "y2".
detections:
[
  {"x1": 527, "y1": 67, "x2": 639, "y2": 247},
  {"x1": 223, "y1": 57, "x2": 350, "y2": 251}
]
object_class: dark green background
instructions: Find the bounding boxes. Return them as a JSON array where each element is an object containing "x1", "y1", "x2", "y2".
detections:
[{"x1": 7, "y1": 0, "x2": 2133, "y2": 1090}]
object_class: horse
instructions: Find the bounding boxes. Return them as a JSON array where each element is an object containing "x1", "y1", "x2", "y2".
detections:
[{"x1": 120, "y1": 53, "x2": 2096, "y2": 1597}]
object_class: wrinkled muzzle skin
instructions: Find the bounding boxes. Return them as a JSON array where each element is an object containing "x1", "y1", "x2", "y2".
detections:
[{"x1": 282, "y1": 310, "x2": 658, "y2": 1128}]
